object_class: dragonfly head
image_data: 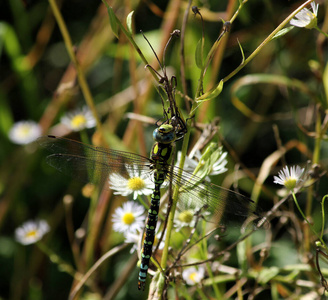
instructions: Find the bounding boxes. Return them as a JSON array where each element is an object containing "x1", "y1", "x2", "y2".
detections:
[{"x1": 153, "y1": 124, "x2": 176, "y2": 144}]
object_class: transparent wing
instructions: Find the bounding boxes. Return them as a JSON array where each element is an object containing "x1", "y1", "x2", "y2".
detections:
[
  {"x1": 38, "y1": 136, "x2": 259, "y2": 225},
  {"x1": 38, "y1": 135, "x2": 153, "y2": 188},
  {"x1": 167, "y1": 166, "x2": 259, "y2": 224}
]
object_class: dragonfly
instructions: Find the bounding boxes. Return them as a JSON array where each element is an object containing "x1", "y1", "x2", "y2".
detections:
[
  {"x1": 143, "y1": 30, "x2": 188, "y2": 141},
  {"x1": 38, "y1": 125, "x2": 259, "y2": 290}
]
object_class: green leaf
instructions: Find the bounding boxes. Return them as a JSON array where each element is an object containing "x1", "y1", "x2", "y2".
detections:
[
  {"x1": 196, "y1": 80, "x2": 223, "y2": 102},
  {"x1": 195, "y1": 39, "x2": 203, "y2": 69},
  {"x1": 257, "y1": 267, "x2": 280, "y2": 284},
  {"x1": 237, "y1": 240, "x2": 247, "y2": 271},
  {"x1": 0, "y1": 89, "x2": 14, "y2": 135},
  {"x1": 323, "y1": 61, "x2": 328, "y2": 108},
  {"x1": 237, "y1": 39, "x2": 245, "y2": 64},
  {"x1": 192, "y1": 144, "x2": 225, "y2": 180},
  {"x1": 271, "y1": 26, "x2": 294, "y2": 41},
  {"x1": 126, "y1": 11, "x2": 134, "y2": 35},
  {"x1": 0, "y1": 22, "x2": 22, "y2": 60},
  {"x1": 102, "y1": 1, "x2": 119, "y2": 38}
]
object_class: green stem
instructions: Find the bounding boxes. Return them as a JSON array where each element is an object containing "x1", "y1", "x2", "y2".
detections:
[
  {"x1": 137, "y1": 194, "x2": 150, "y2": 210},
  {"x1": 304, "y1": 110, "x2": 322, "y2": 250},
  {"x1": 196, "y1": 286, "x2": 208, "y2": 300},
  {"x1": 291, "y1": 192, "x2": 327, "y2": 251},
  {"x1": 320, "y1": 195, "x2": 328, "y2": 239},
  {"x1": 206, "y1": 262, "x2": 222, "y2": 298},
  {"x1": 159, "y1": 94, "x2": 205, "y2": 294},
  {"x1": 194, "y1": 0, "x2": 250, "y2": 98},
  {"x1": 79, "y1": 130, "x2": 90, "y2": 145},
  {"x1": 69, "y1": 244, "x2": 129, "y2": 300},
  {"x1": 195, "y1": 19, "x2": 230, "y2": 98},
  {"x1": 78, "y1": 129, "x2": 98, "y2": 266},
  {"x1": 48, "y1": 0, "x2": 103, "y2": 135},
  {"x1": 223, "y1": 0, "x2": 315, "y2": 83},
  {"x1": 101, "y1": 2, "x2": 159, "y2": 82},
  {"x1": 201, "y1": 219, "x2": 222, "y2": 298},
  {"x1": 159, "y1": 117, "x2": 192, "y2": 287},
  {"x1": 312, "y1": 110, "x2": 321, "y2": 165},
  {"x1": 101, "y1": 3, "x2": 178, "y2": 118},
  {"x1": 315, "y1": 26, "x2": 328, "y2": 39},
  {"x1": 37, "y1": 241, "x2": 79, "y2": 279}
]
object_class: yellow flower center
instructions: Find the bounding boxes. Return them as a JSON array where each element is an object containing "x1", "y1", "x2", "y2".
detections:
[
  {"x1": 178, "y1": 210, "x2": 193, "y2": 223},
  {"x1": 189, "y1": 272, "x2": 197, "y2": 283},
  {"x1": 127, "y1": 177, "x2": 145, "y2": 191},
  {"x1": 284, "y1": 178, "x2": 297, "y2": 191},
  {"x1": 122, "y1": 212, "x2": 135, "y2": 225},
  {"x1": 82, "y1": 183, "x2": 94, "y2": 198},
  {"x1": 305, "y1": 12, "x2": 317, "y2": 29},
  {"x1": 18, "y1": 126, "x2": 31, "y2": 137},
  {"x1": 26, "y1": 230, "x2": 37, "y2": 238},
  {"x1": 71, "y1": 115, "x2": 87, "y2": 129}
]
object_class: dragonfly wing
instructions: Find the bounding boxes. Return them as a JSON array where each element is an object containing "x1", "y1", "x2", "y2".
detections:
[
  {"x1": 168, "y1": 166, "x2": 259, "y2": 225},
  {"x1": 38, "y1": 135, "x2": 153, "y2": 188}
]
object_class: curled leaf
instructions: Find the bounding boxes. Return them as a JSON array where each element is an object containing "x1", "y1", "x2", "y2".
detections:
[
  {"x1": 126, "y1": 11, "x2": 134, "y2": 35},
  {"x1": 196, "y1": 80, "x2": 223, "y2": 102},
  {"x1": 237, "y1": 39, "x2": 245, "y2": 64}
]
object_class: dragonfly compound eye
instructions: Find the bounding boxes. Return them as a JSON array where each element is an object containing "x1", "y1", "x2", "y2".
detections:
[{"x1": 153, "y1": 125, "x2": 176, "y2": 144}]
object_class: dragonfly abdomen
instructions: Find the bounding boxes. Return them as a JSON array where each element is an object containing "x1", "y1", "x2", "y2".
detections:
[{"x1": 138, "y1": 170, "x2": 165, "y2": 290}]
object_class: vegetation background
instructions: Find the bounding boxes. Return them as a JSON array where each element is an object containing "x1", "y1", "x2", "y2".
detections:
[{"x1": 0, "y1": 0, "x2": 327, "y2": 299}]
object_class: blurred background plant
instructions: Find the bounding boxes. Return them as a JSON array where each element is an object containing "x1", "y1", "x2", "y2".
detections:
[{"x1": 0, "y1": 0, "x2": 328, "y2": 299}]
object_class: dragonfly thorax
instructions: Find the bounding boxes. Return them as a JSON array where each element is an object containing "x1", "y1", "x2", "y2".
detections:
[
  {"x1": 151, "y1": 142, "x2": 173, "y2": 163},
  {"x1": 151, "y1": 124, "x2": 175, "y2": 167}
]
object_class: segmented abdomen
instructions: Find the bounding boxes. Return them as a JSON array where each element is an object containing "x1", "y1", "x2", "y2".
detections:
[
  {"x1": 138, "y1": 170, "x2": 165, "y2": 290},
  {"x1": 137, "y1": 134, "x2": 174, "y2": 290}
]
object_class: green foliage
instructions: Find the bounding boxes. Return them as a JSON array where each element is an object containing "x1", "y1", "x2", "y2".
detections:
[
  {"x1": 104, "y1": 4, "x2": 119, "y2": 38},
  {"x1": 195, "y1": 39, "x2": 203, "y2": 69},
  {"x1": 196, "y1": 80, "x2": 223, "y2": 102},
  {"x1": 271, "y1": 26, "x2": 294, "y2": 41},
  {"x1": 1, "y1": 0, "x2": 328, "y2": 299},
  {"x1": 126, "y1": 11, "x2": 134, "y2": 35}
]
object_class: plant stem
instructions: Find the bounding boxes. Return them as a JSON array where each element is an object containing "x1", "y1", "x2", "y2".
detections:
[
  {"x1": 292, "y1": 192, "x2": 327, "y2": 251},
  {"x1": 223, "y1": 0, "x2": 315, "y2": 83},
  {"x1": 159, "y1": 115, "x2": 193, "y2": 295},
  {"x1": 315, "y1": 26, "x2": 328, "y2": 39},
  {"x1": 37, "y1": 241, "x2": 78, "y2": 278},
  {"x1": 48, "y1": 0, "x2": 103, "y2": 136},
  {"x1": 320, "y1": 195, "x2": 328, "y2": 239}
]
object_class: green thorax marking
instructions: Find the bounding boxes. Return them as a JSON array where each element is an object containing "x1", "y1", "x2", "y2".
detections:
[{"x1": 151, "y1": 124, "x2": 176, "y2": 170}]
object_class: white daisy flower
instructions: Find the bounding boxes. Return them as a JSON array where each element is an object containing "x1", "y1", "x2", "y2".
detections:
[
  {"x1": 194, "y1": 148, "x2": 228, "y2": 176},
  {"x1": 8, "y1": 120, "x2": 42, "y2": 145},
  {"x1": 176, "y1": 147, "x2": 228, "y2": 181},
  {"x1": 174, "y1": 200, "x2": 211, "y2": 230},
  {"x1": 15, "y1": 220, "x2": 50, "y2": 245},
  {"x1": 273, "y1": 165, "x2": 305, "y2": 192},
  {"x1": 181, "y1": 149, "x2": 228, "y2": 174},
  {"x1": 112, "y1": 201, "x2": 145, "y2": 234},
  {"x1": 182, "y1": 266, "x2": 205, "y2": 285},
  {"x1": 176, "y1": 151, "x2": 198, "y2": 173},
  {"x1": 174, "y1": 209, "x2": 196, "y2": 230},
  {"x1": 124, "y1": 231, "x2": 140, "y2": 254},
  {"x1": 109, "y1": 165, "x2": 154, "y2": 200},
  {"x1": 124, "y1": 222, "x2": 166, "y2": 254},
  {"x1": 290, "y1": 2, "x2": 319, "y2": 29},
  {"x1": 60, "y1": 106, "x2": 96, "y2": 131}
]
